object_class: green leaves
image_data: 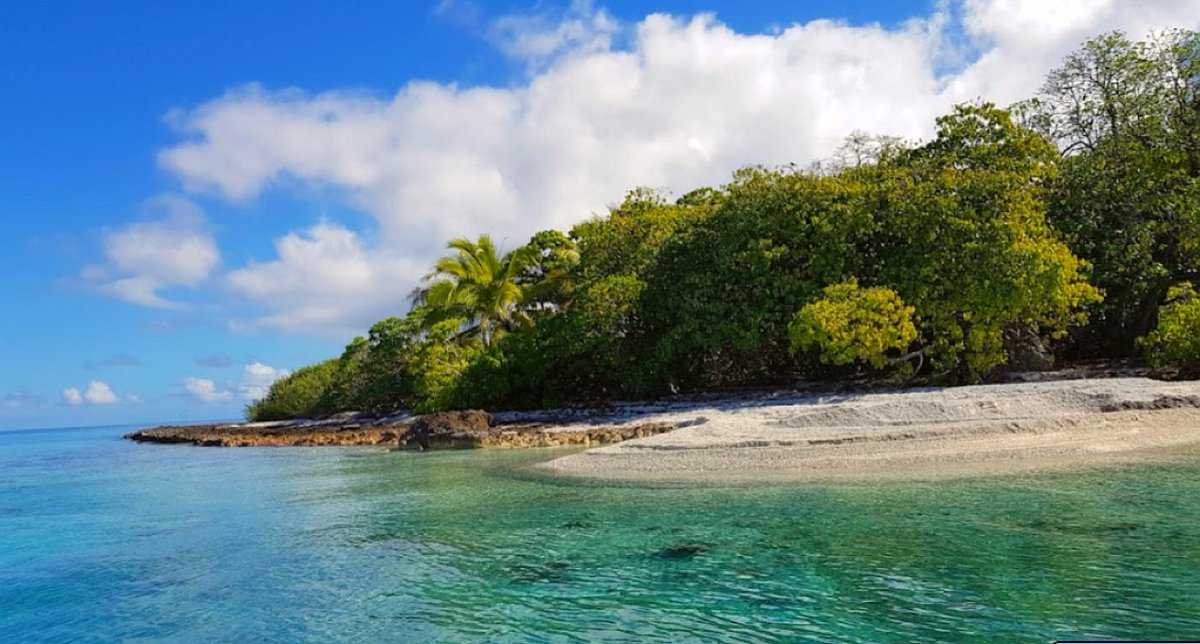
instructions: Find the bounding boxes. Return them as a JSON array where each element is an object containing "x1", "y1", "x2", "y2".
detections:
[
  {"x1": 1141, "y1": 282, "x2": 1200, "y2": 369},
  {"x1": 419, "y1": 234, "x2": 537, "y2": 347},
  {"x1": 244, "y1": 360, "x2": 339, "y2": 421},
  {"x1": 789, "y1": 280, "x2": 917, "y2": 370},
  {"x1": 1034, "y1": 29, "x2": 1200, "y2": 356}
]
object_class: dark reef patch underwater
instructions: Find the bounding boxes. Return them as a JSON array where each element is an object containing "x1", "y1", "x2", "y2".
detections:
[{"x1": 3, "y1": 423, "x2": 1200, "y2": 642}]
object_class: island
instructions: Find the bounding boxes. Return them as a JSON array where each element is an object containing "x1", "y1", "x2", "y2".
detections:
[{"x1": 129, "y1": 30, "x2": 1200, "y2": 485}]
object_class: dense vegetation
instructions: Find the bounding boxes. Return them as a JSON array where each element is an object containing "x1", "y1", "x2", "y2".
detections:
[{"x1": 248, "y1": 30, "x2": 1200, "y2": 421}]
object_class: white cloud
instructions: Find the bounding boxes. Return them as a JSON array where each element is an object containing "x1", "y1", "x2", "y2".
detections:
[
  {"x1": 84, "y1": 381, "x2": 118, "y2": 404},
  {"x1": 183, "y1": 362, "x2": 290, "y2": 403},
  {"x1": 152, "y1": 1, "x2": 1199, "y2": 334},
  {"x1": 950, "y1": 0, "x2": 1200, "y2": 104},
  {"x1": 225, "y1": 221, "x2": 421, "y2": 334},
  {"x1": 62, "y1": 388, "x2": 83, "y2": 406},
  {"x1": 83, "y1": 195, "x2": 220, "y2": 309},
  {"x1": 237, "y1": 362, "x2": 290, "y2": 400},
  {"x1": 489, "y1": 0, "x2": 619, "y2": 67},
  {"x1": 183, "y1": 377, "x2": 233, "y2": 403},
  {"x1": 64, "y1": 381, "x2": 120, "y2": 406}
]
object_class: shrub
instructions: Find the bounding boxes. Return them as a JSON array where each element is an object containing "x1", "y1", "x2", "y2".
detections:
[
  {"x1": 1141, "y1": 282, "x2": 1200, "y2": 369},
  {"x1": 789, "y1": 280, "x2": 917, "y2": 370},
  {"x1": 244, "y1": 359, "x2": 339, "y2": 421}
]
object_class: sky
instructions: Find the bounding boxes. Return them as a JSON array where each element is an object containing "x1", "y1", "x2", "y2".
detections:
[{"x1": 2, "y1": 0, "x2": 1198, "y2": 430}]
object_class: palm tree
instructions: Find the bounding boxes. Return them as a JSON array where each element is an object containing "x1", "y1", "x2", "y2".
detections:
[{"x1": 416, "y1": 235, "x2": 536, "y2": 347}]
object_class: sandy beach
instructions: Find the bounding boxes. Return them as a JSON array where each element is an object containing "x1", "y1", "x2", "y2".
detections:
[{"x1": 540, "y1": 378, "x2": 1200, "y2": 482}]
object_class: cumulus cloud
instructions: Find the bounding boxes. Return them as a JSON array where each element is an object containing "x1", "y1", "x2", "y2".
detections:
[
  {"x1": 183, "y1": 377, "x2": 233, "y2": 403},
  {"x1": 150, "y1": 1, "x2": 1199, "y2": 334},
  {"x1": 225, "y1": 221, "x2": 421, "y2": 334},
  {"x1": 85, "y1": 381, "x2": 119, "y2": 404},
  {"x1": 237, "y1": 362, "x2": 290, "y2": 400},
  {"x1": 82, "y1": 195, "x2": 220, "y2": 309},
  {"x1": 62, "y1": 388, "x2": 82, "y2": 406},
  {"x1": 183, "y1": 362, "x2": 290, "y2": 403},
  {"x1": 948, "y1": 0, "x2": 1200, "y2": 104},
  {"x1": 63, "y1": 380, "x2": 120, "y2": 406}
]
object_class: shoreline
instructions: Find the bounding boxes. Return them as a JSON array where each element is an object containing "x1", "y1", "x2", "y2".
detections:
[
  {"x1": 123, "y1": 410, "x2": 676, "y2": 449},
  {"x1": 538, "y1": 377, "x2": 1200, "y2": 483},
  {"x1": 126, "y1": 376, "x2": 1200, "y2": 483}
]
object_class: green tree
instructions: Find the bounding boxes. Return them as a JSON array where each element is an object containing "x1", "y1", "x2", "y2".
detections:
[
  {"x1": 570, "y1": 188, "x2": 713, "y2": 283},
  {"x1": 639, "y1": 167, "x2": 871, "y2": 389},
  {"x1": 515, "y1": 229, "x2": 580, "y2": 312},
  {"x1": 639, "y1": 104, "x2": 1097, "y2": 386},
  {"x1": 877, "y1": 102, "x2": 1100, "y2": 376},
  {"x1": 1021, "y1": 31, "x2": 1172, "y2": 154},
  {"x1": 449, "y1": 274, "x2": 648, "y2": 409},
  {"x1": 418, "y1": 234, "x2": 536, "y2": 347},
  {"x1": 321, "y1": 309, "x2": 431, "y2": 412},
  {"x1": 1024, "y1": 30, "x2": 1200, "y2": 355}
]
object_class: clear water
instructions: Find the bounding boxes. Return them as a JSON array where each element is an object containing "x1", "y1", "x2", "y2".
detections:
[{"x1": 2, "y1": 424, "x2": 1199, "y2": 643}]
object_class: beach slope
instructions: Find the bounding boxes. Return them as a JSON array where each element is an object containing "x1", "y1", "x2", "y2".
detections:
[{"x1": 541, "y1": 378, "x2": 1200, "y2": 482}]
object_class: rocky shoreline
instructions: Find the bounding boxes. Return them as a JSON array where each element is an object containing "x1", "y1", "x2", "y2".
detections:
[
  {"x1": 124, "y1": 409, "x2": 676, "y2": 449},
  {"x1": 126, "y1": 375, "x2": 1200, "y2": 483}
]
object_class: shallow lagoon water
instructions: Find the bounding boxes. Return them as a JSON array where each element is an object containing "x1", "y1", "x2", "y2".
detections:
[{"x1": 2, "y1": 424, "x2": 1199, "y2": 642}]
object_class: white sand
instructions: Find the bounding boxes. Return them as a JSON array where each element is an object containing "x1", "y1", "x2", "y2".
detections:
[{"x1": 539, "y1": 378, "x2": 1200, "y2": 482}]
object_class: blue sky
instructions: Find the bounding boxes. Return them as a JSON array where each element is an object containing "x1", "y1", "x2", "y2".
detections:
[{"x1": 2, "y1": 0, "x2": 1197, "y2": 429}]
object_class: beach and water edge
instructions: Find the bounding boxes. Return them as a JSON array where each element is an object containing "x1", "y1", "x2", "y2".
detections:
[{"x1": 125, "y1": 375, "x2": 1200, "y2": 485}]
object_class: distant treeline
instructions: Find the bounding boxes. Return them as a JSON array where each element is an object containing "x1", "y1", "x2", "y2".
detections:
[{"x1": 248, "y1": 30, "x2": 1200, "y2": 421}]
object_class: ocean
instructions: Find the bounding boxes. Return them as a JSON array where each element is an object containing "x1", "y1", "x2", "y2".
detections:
[{"x1": 2, "y1": 423, "x2": 1199, "y2": 642}]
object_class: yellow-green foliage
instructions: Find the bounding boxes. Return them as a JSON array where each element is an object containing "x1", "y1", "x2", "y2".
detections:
[
  {"x1": 789, "y1": 280, "x2": 917, "y2": 369},
  {"x1": 637, "y1": 104, "x2": 1099, "y2": 385},
  {"x1": 1141, "y1": 283, "x2": 1200, "y2": 368},
  {"x1": 570, "y1": 188, "x2": 713, "y2": 282}
]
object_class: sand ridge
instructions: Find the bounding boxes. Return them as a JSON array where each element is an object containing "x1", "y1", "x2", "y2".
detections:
[{"x1": 539, "y1": 378, "x2": 1200, "y2": 482}]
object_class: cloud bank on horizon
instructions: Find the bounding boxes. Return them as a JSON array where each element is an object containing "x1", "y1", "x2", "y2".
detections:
[{"x1": 91, "y1": 0, "x2": 1200, "y2": 336}]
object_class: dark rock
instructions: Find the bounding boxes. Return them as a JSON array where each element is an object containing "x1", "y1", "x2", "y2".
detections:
[
  {"x1": 654, "y1": 543, "x2": 710, "y2": 559},
  {"x1": 404, "y1": 410, "x2": 494, "y2": 449},
  {"x1": 1003, "y1": 324, "x2": 1054, "y2": 372},
  {"x1": 1099, "y1": 394, "x2": 1200, "y2": 412}
]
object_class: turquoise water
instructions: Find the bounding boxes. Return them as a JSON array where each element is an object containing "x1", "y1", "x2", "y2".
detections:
[{"x1": 2, "y1": 425, "x2": 1200, "y2": 642}]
